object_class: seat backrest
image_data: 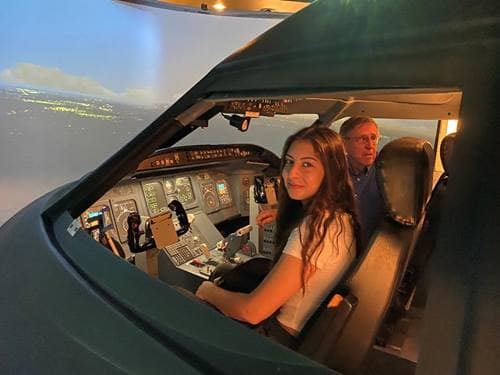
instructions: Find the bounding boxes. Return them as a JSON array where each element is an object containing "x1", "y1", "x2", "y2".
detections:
[
  {"x1": 440, "y1": 132, "x2": 456, "y2": 176},
  {"x1": 395, "y1": 132, "x2": 457, "y2": 309},
  {"x1": 412, "y1": 132, "x2": 456, "y2": 272},
  {"x1": 298, "y1": 137, "x2": 433, "y2": 374}
]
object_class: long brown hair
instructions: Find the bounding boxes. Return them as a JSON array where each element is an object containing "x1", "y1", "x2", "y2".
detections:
[{"x1": 274, "y1": 126, "x2": 359, "y2": 286}]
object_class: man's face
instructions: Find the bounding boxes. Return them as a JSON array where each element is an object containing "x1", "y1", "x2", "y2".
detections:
[{"x1": 343, "y1": 122, "x2": 380, "y2": 171}]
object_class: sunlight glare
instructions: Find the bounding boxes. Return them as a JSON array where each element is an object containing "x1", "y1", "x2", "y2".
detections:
[
  {"x1": 213, "y1": 3, "x2": 226, "y2": 12},
  {"x1": 447, "y1": 119, "x2": 458, "y2": 134}
]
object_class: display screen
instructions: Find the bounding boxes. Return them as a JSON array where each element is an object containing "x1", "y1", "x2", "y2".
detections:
[
  {"x1": 217, "y1": 182, "x2": 227, "y2": 194},
  {"x1": 111, "y1": 199, "x2": 138, "y2": 243},
  {"x1": 87, "y1": 211, "x2": 101, "y2": 219},
  {"x1": 82, "y1": 204, "x2": 113, "y2": 230},
  {"x1": 216, "y1": 179, "x2": 232, "y2": 205},
  {"x1": 81, "y1": 203, "x2": 114, "y2": 242},
  {"x1": 142, "y1": 181, "x2": 168, "y2": 216},
  {"x1": 175, "y1": 177, "x2": 195, "y2": 204},
  {"x1": 164, "y1": 178, "x2": 176, "y2": 194}
]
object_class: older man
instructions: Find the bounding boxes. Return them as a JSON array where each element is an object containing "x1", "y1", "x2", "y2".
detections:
[
  {"x1": 256, "y1": 117, "x2": 385, "y2": 250},
  {"x1": 339, "y1": 117, "x2": 385, "y2": 249}
]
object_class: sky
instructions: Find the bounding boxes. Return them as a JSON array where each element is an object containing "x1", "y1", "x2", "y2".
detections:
[
  {"x1": 0, "y1": 0, "x2": 280, "y2": 104},
  {"x1": 0, "y1": 0, "x2": 282, "y2": 225}
]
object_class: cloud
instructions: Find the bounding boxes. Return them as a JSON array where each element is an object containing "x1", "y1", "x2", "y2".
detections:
[
  {"x1": 1, "y1": 62, "x2": 116, "y2": 97},
  {"x1": 0, "y1": 62, "x2": 162, "y2": 105},
  {"x1": 171, "y1": 92, "x2": 184, "y2": 102},
  {"x1": 120, "y1": 87, "x2": 158, "y2": 105}
]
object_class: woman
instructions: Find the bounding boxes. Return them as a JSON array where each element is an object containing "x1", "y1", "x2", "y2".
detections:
[{"x1": 195, "y1": 126, "x2": 358, "y2": 343}]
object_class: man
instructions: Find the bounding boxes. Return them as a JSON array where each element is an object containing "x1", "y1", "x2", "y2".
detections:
[
  {"x1": 257, "y1": 117, "x2": 384, "y2": 251},
  {"x1": 339, "y1": 117, "x2": 384, "y2": 249}
]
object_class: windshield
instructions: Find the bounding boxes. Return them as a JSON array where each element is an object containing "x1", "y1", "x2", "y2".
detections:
[
  {"x1": 0, "y1": 0, "x2": 439, "y2": 226},
  {"x1": 177, "y1": 113, "x2": 318, "y2": 155},
  {"x1": 0, "y1": 1, "x2": 279, "y2": 225},
  {"x1": 177, "y1": 114, "x2": 438, "y2": 155}
]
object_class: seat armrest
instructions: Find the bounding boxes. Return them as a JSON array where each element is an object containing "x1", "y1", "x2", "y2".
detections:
[{"x1": 298, "y1": 294, "x2": 358, "y2": 364}]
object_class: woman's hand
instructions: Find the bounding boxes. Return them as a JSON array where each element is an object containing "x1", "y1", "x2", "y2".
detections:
[
  {"x1": 256, "y1": 208, "x2": 278, "y2": 227},
  {"x1": 195, "y1": 280, "x2": 214, "y2": 301}
]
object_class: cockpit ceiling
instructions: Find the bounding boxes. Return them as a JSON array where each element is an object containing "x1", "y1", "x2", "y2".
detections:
[
  {"x1": 179, "y1": 89, "x2": 462, "y2": 123},
  {"x1": 119, "y1": 0, "x2": 311, "y2": 18}
]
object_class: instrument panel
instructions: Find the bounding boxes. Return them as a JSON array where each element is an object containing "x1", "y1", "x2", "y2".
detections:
[
  {"x1": 140, "y1": 175, "x2": 199, "y2": 217},
  {"x1": 82, "y1": 170, "x2": 246, "y2": 246},
  {"x1": 81, "y1": 144, "x2": 279, "y2": 264},
  {"x1": 197, "y1": 172, "x2": 219, "y2": 213},
  {"x1": 111, "y1": 199, "x2": 139, "y2": 243},
  {"x1": 216, "y1": 179, "x2": 232, "y2": 207},
  {"x1": 175, "y1": 176, "x2": 196, "y2": 205},
  {"x1": 136, "y1": 145, "x2": 262, "y2": 172},
  {"x1": 142, "y1": 180, "x2": 169, "y2": 216}
]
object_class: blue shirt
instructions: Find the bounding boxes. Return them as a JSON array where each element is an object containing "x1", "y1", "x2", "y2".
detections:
[{"x1": 350, "y1": 164, "x2": 385, "y2": 250}]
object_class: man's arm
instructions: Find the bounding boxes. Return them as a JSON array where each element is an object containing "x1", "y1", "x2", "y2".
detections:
[{"x1": 256, "y1": 208, "x2": 278, "y2": 227}]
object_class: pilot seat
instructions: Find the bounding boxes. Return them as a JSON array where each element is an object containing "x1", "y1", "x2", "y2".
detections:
[
  {"x1": 296, "y1": 137, "x2": 434, "y2": 374},
  {"x1": 389, "y1": 132, "x2": 457, "y2": 316}
]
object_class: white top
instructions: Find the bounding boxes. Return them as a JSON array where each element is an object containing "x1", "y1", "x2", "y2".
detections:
[{"x1": 276, "y1": 213, "x2": 355, "y2": 334}]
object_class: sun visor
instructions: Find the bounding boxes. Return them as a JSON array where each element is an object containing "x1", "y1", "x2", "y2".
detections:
[{"x1": 377, "y1": 137, "x2": 434, "y2": 226}]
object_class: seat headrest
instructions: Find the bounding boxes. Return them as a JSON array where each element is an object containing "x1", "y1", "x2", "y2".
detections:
[
  {"x1": 376, "y1": 137, "x2": 434, "y2": 226},
  {"x1": 440, "y1": 132, "x2": 456, "y2": 174}
]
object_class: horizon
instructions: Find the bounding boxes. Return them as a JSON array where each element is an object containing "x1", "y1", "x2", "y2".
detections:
[
  {"x1": 0, "y1": 0, "x2": 279, "y2": 106},
  {"x1": 0, "y1": 1, "x2": 278, "y2": 225}
]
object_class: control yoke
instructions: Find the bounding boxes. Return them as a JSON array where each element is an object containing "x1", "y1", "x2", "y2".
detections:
[
  {"x1": 167, "y1": 199, "x2": 190, "y2": 236},
  {"x1": 127, "y1": 200, "x2": 190, "y2": 253},
  {"x1": 254, "y1": 176, "x2": 279, "y2": 205}
]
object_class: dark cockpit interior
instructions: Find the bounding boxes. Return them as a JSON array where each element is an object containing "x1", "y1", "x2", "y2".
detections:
[{"x1": 76, "y1": 92, "x2": 460, "y2": 373}]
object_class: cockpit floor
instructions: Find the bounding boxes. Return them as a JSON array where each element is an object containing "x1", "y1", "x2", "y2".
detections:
[{"x1": 358, "y1": 347, "x2": 416, "y2": 375}]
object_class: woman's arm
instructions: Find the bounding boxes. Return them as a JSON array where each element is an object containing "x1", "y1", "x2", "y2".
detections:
[{"x1": 195, "y1": 254, "x2": 315, "y2": 325}]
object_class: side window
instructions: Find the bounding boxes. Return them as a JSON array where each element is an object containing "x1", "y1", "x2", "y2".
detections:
[
  {"x1": 177, "y1": 114, "x2": 318, "y2": 155},
  {"x1": 331, "y1": 118, "x2": 439, "y2": 151}
]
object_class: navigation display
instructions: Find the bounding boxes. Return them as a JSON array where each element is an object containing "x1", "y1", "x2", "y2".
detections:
[
  {"x1": 111, "y1": 199, "x2": 138, "y2": 243},
  {"x1": 82, "y1": 203, "x2": 113, "y2": 231},
  {"x1": 216, "y1": 179, "x2": 232, "y2": 206},
  {"x1": 164, "y1": 178, "x2": 176, "y2": 194},
  {"x1": 142, "y1": 181, "x2": 168, "y2": 216},
  {"x1": 175, "y1": 177, "x2": 195, "y2": 205},
  {"x1": 81, "y1": 203, "x2": 114, "y2": 242},
  {"x1": 200, "y1": 181, "x2": 219, "y2": 212}
]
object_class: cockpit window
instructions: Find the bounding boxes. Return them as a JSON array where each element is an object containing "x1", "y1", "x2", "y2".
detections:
[
  {"x1": 331, "y1": 118, "x2": 438, "y2": 150},
  {"x1": 176, "y1": 113, "x2": 318, "y2": 155},
  {"x1": 0, "y1": 2, "x2": 277, "y2": 226},
  {"x1": 177, "y1": 114, "x2": 438, "y2": 155}
]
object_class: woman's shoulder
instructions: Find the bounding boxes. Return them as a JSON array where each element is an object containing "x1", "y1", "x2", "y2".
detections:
[
  {"x1": 335, "y1": 210, "x2": 355, "y2": 229},
  {"x1": 302, "y1": 209, "x2": 352, "y2": 225},
  {"x1": 325, "y1": 210, "x2": 354, "y2": 241},
  {"x1": 302, "y1": 210, "x2": 354, "y2": 246},
  {"x1": 305, "y1": 209, "x2": 353, "y2": 230},
  {"x1": 309, "y1": 210, "x2": 356, "y2": 267},
  {"x1": 297, "y1": 211, "x2": 354, "y2": 243},
  {"x1": 333, "y1": 209, "x2": 353, "y2": 221}
]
